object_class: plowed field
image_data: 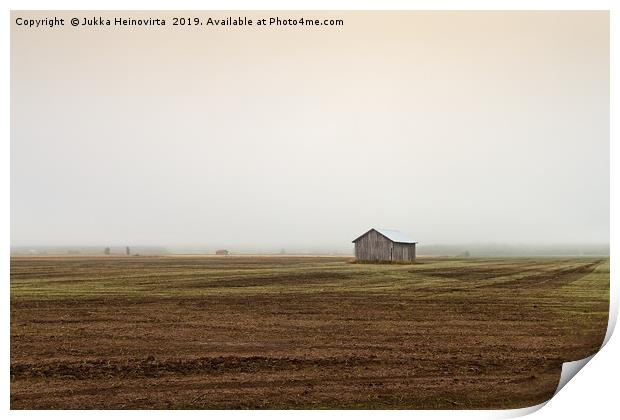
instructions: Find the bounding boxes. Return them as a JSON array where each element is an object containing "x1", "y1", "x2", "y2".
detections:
[{"x1": 10, "y1": 256, "x2": 609, "y2": 409}]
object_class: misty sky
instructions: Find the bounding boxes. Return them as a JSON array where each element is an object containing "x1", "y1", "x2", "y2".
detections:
[{"x1": 11, "y1": 11, "x2": 609, "y2": 249}]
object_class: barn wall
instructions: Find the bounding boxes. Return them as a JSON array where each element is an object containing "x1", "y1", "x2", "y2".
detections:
[
  {"x1": 354, "y1": 230, "x2": 416, "y2": 262},
  {"x1": 393, "y1": 242, "x2": 416, "y2": 262},
  {"x1": 354, "y1": 230, "x2": 392, "y2": 261}
]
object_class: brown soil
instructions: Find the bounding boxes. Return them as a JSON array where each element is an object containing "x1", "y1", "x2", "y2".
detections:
[{"x1": 10, "y1": 256, "x2": 609, "y2": 409}]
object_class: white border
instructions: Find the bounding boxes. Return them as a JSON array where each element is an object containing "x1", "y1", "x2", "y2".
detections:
[{"x1": 3, "y1": 1, "x2": 616, "y2": 419}]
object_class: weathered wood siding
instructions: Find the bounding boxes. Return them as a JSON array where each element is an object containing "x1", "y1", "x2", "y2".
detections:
[
  {"x1": 392, "y1": 242, "x2": 416, "y2": 262},
  {"x1": 354, "y1": 230, "x2": 416, "y2": 262},
  {"x1": 354, "y1": 229, "x2": 392, "y2": 262}
]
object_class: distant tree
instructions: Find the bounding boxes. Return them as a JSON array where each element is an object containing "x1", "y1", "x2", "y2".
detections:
[{"x1": 104, "y1": 247, "x2": 111, "y2": 255}]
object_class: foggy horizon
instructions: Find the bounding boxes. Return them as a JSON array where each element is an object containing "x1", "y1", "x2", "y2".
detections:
[
  {"x1": 11, "y1": 11, "x2": 609, "y2": 249},
  {"x1": 8, "y1": 237, "x2": 612, "y2": 249},
  {"x1": 10, "y1": 240, "x2": 610, "y2": 258}
]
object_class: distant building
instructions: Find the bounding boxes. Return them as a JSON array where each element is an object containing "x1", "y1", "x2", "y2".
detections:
[
  {"x1": 352, "y1": 228, "x2": 417, "y2": 263},
  {"x1": 215, "y1": 249, "x2": 230, "y2": 256}
]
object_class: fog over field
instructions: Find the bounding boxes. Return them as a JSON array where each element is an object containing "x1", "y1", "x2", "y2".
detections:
[{"x1": 11, "y1": 11, "x2": 609, "y2": 250}]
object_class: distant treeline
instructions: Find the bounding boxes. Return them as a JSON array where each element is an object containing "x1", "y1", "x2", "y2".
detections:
[
  {"x1": 11, "y1": 246, "x2": 169, "y2": 256},
  {"x1": 11, "y1": 243, "x2": 609, "y2": 257},
  {"x1": 418, "y1": 243, "x2": 609, "y2": 257}
]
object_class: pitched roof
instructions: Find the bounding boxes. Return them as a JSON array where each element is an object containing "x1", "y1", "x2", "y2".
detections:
[{"x1": 352, "y1": 228, "x2": 417, "y2": 244}]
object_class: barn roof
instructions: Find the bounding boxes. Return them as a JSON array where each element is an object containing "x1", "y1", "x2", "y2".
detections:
[{"x1": 352, "y1": 228, "x2": 417, "y2": 244}]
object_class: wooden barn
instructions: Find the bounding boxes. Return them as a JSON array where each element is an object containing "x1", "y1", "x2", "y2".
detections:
[{"x1": 352, "y1": 228, "x2": 417, "y2": 263}]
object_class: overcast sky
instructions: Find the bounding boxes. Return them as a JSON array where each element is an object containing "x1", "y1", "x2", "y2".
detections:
[{"x1": 11, "y1": 11, "x2": 609, "y2": 249}]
